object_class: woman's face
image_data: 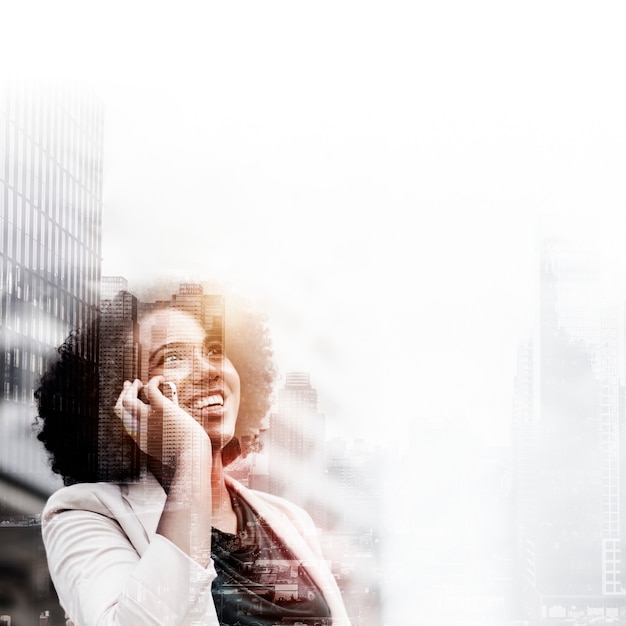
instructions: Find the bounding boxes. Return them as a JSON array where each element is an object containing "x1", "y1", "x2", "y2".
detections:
[{"x1": 140, "y1": 309, "x2": 241, "y2": 448}]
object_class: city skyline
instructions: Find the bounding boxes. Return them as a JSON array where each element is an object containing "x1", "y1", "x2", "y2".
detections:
[{"x1": 4, "y1": 108, "x2": 626, "y2": 620}]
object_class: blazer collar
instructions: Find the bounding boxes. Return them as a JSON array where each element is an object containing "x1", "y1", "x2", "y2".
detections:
[
  {"x1": 121, "y1": 471, "x2": 167, "y2": 539},
  {"x1": 122, "y1": 473, "x2": 321, "y2": 565},
  {"x1": 224, "y1": 476, "x2": 352, "y2": 625},
  {"x1": 121, "y1": 473, "x2": 350, "y2": 625}
]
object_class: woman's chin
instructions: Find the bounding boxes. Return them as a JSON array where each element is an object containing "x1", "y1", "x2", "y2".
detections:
[{"x1": 206, "y1": 428, "x2": 235, "y2": 451}]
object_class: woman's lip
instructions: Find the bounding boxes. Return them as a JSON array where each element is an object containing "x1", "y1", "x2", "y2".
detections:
[
  {"x1": 186, "y1": 394, "x2": 228, "y2": 417},
  {"x1": 193, "y1": 405, "x2": 226, "y2": 418},
  {"x1": 188, "y1": 389, "x2": 226, "y2": 407},
  {"x1": 191, "y1": 393, "x2": 224, "y2": 410}
]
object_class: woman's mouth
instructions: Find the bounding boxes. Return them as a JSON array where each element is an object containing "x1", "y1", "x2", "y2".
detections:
[
  {"x1": 193, "y1": 394, "x2": 224, "y2": 410},
  {"x1": 189, "y1": 388, "x2": 227, "y2": 415}
]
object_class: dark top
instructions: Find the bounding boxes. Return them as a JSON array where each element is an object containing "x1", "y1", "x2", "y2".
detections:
[{"x1": 210, "y1": 487, "x2": 332, "y2": 626}]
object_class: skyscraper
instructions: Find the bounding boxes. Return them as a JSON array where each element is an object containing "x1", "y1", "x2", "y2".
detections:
[
  {"x1": 100, "y1": 277, "x2": 140, "y2": 383},
  {"x1": 0, "y1": 82, "x2": 103, "y2": 508},
  {"x1": 98, "y1": 279, "x2": 142, "y2": 480},
  {"x1": 258, "y1": 372, "x2": 326, "y2": 523},
  {"x1": 514, "y1": 239, "x2": 625, "y2": 623}
]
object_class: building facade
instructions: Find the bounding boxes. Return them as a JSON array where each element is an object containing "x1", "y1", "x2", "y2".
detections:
[
  {"x1": 0, "y1": 80, "x2": 103, "y2": 623},
  {"x1": 514, "y1": 239, "x2": 625, "y2": 623},
  {"x1": 256, "y1": 372, "x2": 326, "y2": 522},
  {"x1": 0, "y1": 82, "x2": 103, "y2": 506}
]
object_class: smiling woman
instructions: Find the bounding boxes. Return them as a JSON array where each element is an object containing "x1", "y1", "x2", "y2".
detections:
[
  {"x1": 35, "y1": 288, "x2": 275, "y2": 483},
  {"x1": 34, "y1": 286, "x2": 351, "y2": 626}
]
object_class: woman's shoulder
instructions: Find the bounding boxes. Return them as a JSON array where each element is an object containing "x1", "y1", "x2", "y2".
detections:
[
  {"x1": 43, "y1": 472, "x2": 167, "y2": 520},
  {"x1": 42, "y1": 481, "x2": 127, "y2": 523},
  {"x1": 41, "y1": 475, "x2": 165, "y2": 559}
]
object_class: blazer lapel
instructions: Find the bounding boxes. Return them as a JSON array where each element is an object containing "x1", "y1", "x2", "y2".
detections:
[
  {"x1": 226, "y1": 477, "x2": 352, "y2": 625},
  {"x1": 116, "y1": 473, "x2": 350, "y2": 624},
  {"x1": 120, "y1": 472, "x2": 167, "y2": 553}
]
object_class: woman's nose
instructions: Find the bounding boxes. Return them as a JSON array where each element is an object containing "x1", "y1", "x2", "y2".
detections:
[{"x1": 192, "y1": 348, "x2": 219, "y2": 379}]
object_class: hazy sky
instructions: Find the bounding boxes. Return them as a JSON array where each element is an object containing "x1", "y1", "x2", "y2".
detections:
[{"x1": 3, "y1": 1, "x2": 626, "y2": 452}]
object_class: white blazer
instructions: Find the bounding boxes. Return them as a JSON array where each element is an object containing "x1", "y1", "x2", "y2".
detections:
[{"x1": 42, "y1": 473, "x2": 351, "y2": 626}]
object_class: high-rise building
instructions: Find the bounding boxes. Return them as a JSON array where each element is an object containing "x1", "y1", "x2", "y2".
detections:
[
  {"x1": 98, "y1": 279, "x2": 142, "y2": 480},
  {"x1": 100, "y1": 279, "x2": 140, "y2": 382},
  {"x1": 101, "y1": 275, "x2": 129, "y2": 301},
  {"x1": 513, "y1": 239, "x2": 625, "y2": 623},
  {"x1": 256, "y1": 372, "x2": 326, "y2": 524},
  {"x1": 513, "y1": 337, "x2": 534, "y2": 554},
  {"x1": 0, "y1": 82, "x2": 103, "y2": 508}
]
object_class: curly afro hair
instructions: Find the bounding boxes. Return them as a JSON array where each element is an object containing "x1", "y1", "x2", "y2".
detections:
[{"x1": 35, "y1": 283, "x2": 278, "y2": 485}]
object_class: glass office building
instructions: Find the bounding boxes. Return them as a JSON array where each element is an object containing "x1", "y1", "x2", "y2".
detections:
[
  {"x1": 513, "y1": 240, "x2": 626, "y2": 623},
  {"x1": 0, "y1": 82, "x2": 103, "y2": 509}
]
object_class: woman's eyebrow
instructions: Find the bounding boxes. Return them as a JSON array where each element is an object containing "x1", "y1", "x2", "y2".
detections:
[
  {"x1": 148, "y1": 341, "x2": 189, "y2": 365},
  {"x1": 203, "y1": 336, "x2": 223, "y2": 345},
  {"x1": 148, "y1": 344, "x2": 167, "y2": 365}
]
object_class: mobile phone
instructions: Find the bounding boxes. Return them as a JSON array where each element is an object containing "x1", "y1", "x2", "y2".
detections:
[{"x1": 159, "y1": 381, "x2": 178, "y2": 405}]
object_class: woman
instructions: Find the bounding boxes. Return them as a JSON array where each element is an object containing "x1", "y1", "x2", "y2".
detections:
[{"x1": 36, "y1": 289, "x2": 350, "y2": 625}]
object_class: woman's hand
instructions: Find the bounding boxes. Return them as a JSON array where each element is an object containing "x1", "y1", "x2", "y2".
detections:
[
  {"x1": 114, "y1": 376, "x2": 211, "y2": 468},
  {"x1": 115, "y1": 376, "x2": 215, "y2": 566}
]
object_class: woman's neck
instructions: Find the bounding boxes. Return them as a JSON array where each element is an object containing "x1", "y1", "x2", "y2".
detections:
[{"x1": 147, "y1": 453, "x2": 237, "y2": 534}]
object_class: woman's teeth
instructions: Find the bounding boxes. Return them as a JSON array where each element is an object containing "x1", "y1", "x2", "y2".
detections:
[{"x1": 194, "y1": 395, "x2": 224, "y2": 409}]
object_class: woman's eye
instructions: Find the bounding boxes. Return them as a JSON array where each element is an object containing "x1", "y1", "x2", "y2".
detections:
[
  {"x1": 164, "y1": 352, "x2": 181, "y2": 365},
  {"x1": 205, "y1": 342, "x2": 223, "y2": 357}
]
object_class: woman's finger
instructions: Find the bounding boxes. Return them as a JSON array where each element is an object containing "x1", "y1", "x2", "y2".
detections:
[
  {"x1": 114, "y1": 380, "x2": 148, "y2": 446},
  {"x1": 141, "y1": 376, "x2": 166, "y2": 408}
]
